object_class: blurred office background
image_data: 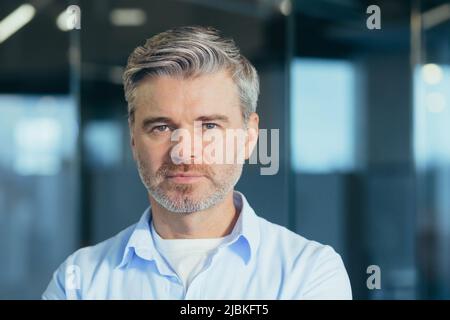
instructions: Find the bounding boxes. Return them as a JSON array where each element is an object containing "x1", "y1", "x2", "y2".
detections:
[{"x1": 0, "y1": 0, "x2": 449, "y2": 299}]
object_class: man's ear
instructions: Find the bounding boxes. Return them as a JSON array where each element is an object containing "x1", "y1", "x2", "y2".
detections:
[
  {"x1": 129, "y1": 120, "x2": 137, "y2": 161},
  {"x1": 245, "y1": 112, "x2": 259, "y2": 160}
]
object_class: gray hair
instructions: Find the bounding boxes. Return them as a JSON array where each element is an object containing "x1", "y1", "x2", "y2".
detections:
[{"x1": 123, "y1": 26, "x2": 259, "y2": 124}]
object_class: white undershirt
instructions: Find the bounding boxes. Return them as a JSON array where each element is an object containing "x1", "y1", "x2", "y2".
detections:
[{"x1": 151, "y1": 222, "x2": 232, "y2": 289}]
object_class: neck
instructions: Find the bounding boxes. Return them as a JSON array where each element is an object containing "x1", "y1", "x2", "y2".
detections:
[{"x1": 149, "y1": 191, "x2": 238, "y2": 239}]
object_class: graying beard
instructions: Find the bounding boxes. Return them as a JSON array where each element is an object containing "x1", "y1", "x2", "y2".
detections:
[{"x1": 137, "y1": 160, "x2": 242, "y2": 214}]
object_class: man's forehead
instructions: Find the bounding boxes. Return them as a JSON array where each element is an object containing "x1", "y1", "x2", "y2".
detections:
[
  {"x1": 133, "y1": 72, "x2": 241, "y2": 119},
  {"x1": 134, "y1": 71, "x2": 237, "y2": 101}
]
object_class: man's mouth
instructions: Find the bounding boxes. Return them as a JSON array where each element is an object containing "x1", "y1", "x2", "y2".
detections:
[{"x1": 166, "y1": 172, "x2": 205, "y2": 183}]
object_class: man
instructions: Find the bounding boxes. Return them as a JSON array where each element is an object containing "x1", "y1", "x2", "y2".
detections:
[{"x1": 43, "y1": 26, "x2": 352, "y2": 299}]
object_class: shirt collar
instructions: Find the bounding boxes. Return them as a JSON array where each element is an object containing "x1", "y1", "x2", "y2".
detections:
[
  {"x1": 117, "y1": 191, "x2": 260, "y2": 269},
  {"x1": 116, "y1": 206, "x2": 155, "y2": 269}
]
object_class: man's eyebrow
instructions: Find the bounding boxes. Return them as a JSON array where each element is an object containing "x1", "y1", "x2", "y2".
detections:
[
  {"x1": 141, "y1": 114, "x2": 230, "y2": 129},
  {"x1": 141, "y1": 117, "x2": 174, "y2": 129},
  {"x1": 195, "y1": 114, "x2": 230, "y2": 123}
]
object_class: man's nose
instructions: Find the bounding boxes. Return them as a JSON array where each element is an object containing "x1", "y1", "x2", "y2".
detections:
[{"x1": 169, "y1": 125, "x2": 203, "y2": 164}]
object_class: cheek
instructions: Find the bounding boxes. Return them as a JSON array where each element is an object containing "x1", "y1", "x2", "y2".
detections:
[
  {"x1": 209, "y1": 164, "x2": 240, "y2": 179},
  {"x1": 135, "y1": 138, "x2": 169, "y2": 169},
  {"x1": 201, "y1": 130, "x2": 247, "y2": 165}
]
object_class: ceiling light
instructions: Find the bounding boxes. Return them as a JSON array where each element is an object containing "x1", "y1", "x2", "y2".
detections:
[{"x1": 0, "y1": 4, "x2": 36, "y2": 44}]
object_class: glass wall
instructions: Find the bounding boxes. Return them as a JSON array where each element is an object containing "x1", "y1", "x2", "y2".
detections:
[
  {"x1": 413, "y1": 0, "x2": 450, "y2": 299},
  {"x1": 0, "y1": 1, "x2": 79, "y2": 299}
]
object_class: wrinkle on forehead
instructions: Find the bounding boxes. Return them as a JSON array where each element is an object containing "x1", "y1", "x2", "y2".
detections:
[{"x1": 133, "y1": 70, "x2": 242, "y2": 125}]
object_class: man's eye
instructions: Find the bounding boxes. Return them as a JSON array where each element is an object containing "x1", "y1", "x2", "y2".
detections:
[
  {"x1": 152, "y1": 125, "x2": 170, "y2": 132},
  {"x1": 203, "y1": 123, "x2": 218, "y2": 130}
]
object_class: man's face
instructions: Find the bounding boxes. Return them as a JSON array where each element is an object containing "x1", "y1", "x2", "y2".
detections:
[{"x1": 130, "y1": 70, "x2": 258, "y2": 213}]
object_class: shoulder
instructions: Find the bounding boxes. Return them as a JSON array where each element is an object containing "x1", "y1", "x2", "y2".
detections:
[
  {"x1": 257, "y1": 216, "x2": 337, "y2": 262},
  {"x1": 69, "y1": 223, "x2": 136, "y2": 268},
  {"x1": 42, "y1": 224, "x2": 136, "y2": 299},
  {"x1": 256, "y1": 217, "x2": 352, "y2": 299}
]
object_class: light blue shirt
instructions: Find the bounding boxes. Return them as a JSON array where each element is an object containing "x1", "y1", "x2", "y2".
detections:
[{"x1": 42, "y1": 191, "x2": 352, "y2": 299}]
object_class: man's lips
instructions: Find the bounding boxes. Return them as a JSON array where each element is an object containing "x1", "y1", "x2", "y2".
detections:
[
  {"x1": 166, "y1": 173, "x2": 205, "y2": 183},
  {"x1": 166, "y1": 173, "x2": 204, "y2": 177}
]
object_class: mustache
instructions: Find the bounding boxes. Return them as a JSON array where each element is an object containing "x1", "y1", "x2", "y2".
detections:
[{"x1": 156, "y1": 163, "x2": 214, "y2": 178}]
